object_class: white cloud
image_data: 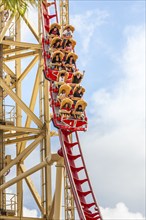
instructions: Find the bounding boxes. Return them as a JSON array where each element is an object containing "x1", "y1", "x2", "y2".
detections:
[
  {"x1": 3, "y1": 3, "x2": 145, "y2": 219},
  {"x1": 90, "y1": 25, "x2": 145, "y2": 137},
  {"x1": 71, "y1": 9, "x2": 109, "y2": 61},
  {"x1": 23, "y1": 207, "x2": 38, "y2": 217},
  {"x1": 80, "y1": 24, "x2": 145, "y2": 216},
  {"x1": 100, "y1": 203, "x2": 145, "y2": 219}
]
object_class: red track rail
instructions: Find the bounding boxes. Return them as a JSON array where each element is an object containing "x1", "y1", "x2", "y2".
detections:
[
  {"x1": 59, "y1": 130, "x2": 102, "y2": 220},
  {"x1": 41, "y1": 1, "x2": 103, "y2": 219}
]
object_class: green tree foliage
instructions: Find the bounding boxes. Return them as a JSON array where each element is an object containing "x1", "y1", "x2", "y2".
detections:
[{"x1": 0, "y1": 0, "x2": 38, "y2": 16}]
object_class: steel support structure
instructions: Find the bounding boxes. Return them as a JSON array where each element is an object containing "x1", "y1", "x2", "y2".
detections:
[
  {"x1": 64, "y1": 169, "x2": 75, "y2": 220},
  {"x1": 59, "y1": 1, "x2": 75, "y2": 218},
  {"x1": 0, "y1": 2, "x2": 65, "y2": 219},
  {"x1": 0, "y1": 9, "x2": 4, "y2": 214},
  {"x1": 59, "y1": 0, "x2": 69, "y2": 33}
]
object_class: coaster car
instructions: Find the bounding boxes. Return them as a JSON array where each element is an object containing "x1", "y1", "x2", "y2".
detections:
[
  {"x1": 43, "y1": 52, "x2": 62, "y2": 82},
  {"x1": 52, "y1": 98, "x2": 88, "y2": 131},
  {"x1": 50, "y1": 81, "x2": 87, "y2": 131},
  {"x1": 58, "y1": 97, "x2": 87, "y2": 130},
  {"x1": 43, "y1": 68, "x2": 58, "y2": 82}
]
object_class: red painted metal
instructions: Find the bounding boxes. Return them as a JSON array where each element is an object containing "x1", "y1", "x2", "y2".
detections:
[
  {"x1": 41, "y1": 2, "x2": 103, "y2": 219},
  {"x1": 59, "y1": 129, "x2": 103, "y2": 220}
]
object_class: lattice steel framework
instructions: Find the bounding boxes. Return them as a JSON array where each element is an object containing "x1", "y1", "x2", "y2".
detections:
[
  {"x1": 59, "y1": 0, "x2": 75, "y2": 219},
  {"x1": 0, "y1": 2, "x2": 67, "y2": 220},
  {"x1": 59, "y1": 0, "x2": 69, "y2": 33}
]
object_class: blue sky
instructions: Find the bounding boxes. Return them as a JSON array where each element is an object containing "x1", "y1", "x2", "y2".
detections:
[
  {"x1": 4, "y1": 0, "x2": 145, "y2": 219},
  {"x1": 70, "y1": 0, "x2": 145, "y2": 91},
  {"x1": 68, "y1": 0, "x2": 145, "y2": 219}
]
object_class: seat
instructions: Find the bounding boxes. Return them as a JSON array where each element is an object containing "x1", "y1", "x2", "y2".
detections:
[{"x1": 72, "y1": 99, "x2": 87, "y2": 119}]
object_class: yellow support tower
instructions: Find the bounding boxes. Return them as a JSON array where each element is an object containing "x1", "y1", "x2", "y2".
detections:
[
  {"x1": 60, "y1": 0, "x2": 69, "y2": 32},
  {"x1": 0, "y1": 9, "x2": 4, "y2": 215},
  {"x1": 64, "y1": 169, "x2": 75, "y2": 220},
  {"x1": 59, "y1": 1, "x2": 75, "y2": 219},
  {"x1": 0, "y1": 2, "x2": 64, "y2": 219}
]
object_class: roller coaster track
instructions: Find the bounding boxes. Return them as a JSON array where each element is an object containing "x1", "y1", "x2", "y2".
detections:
[{"x1": 41, "y1": 1, "x2": 103, "y2": 219}]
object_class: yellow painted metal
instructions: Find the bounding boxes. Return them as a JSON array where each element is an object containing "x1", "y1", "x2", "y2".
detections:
[
  {"x1": 19, "y1": 59, "x2": 43, "y2": 153},
  {"x1": 64, "y1": 169, "x2": 75, "y2": 220},
  {"x1": 53, "y1": 158, "x2": 64, "y2": 220},
  {"x1": 4, "y1": 132, "x2": 27, "y2": 139},
  {"x1": 2, "y1": 39, "x2": 41, "y2": 50},
  {"x1": 3, "y1": 47, "x2": 27, "y2": 55},
  {"x1": 0, "y1": 154, "x2": 60, "y2": 192},
  {"x1": 22, "y1": 15, "x2": 39, "y2": 42},
  {"x1": 0, "y1": 9, "x2": 5, "y2": 213},
  {"x1": 0, "y1": 1, "x2": 73, "y2": 219},
  {"x1": 59, "y1": 1, "x2": 76, "y2": 219},
  {"x1": 0, "y1": 13, "x2": 14, "y2": 42},
  {"x1": 39, "y1": 46, "x2": 46, "y2": 216},
  {"x1": 50, "y1": 130, "x2": 59, "y2": 137},
  {"x1": 18, "y1": 55, "x2": 39, "y2": 82},
  {"x1": 0, "y1": 135, "x2": 44, "y2": 178},
  {"x1": 15, "y1": 15, "x2": 23, "y2": 217},
  {"x1": 37, "y1": 1, "x2": 53, "y2": 215},
  {"x1": 0, "y1": 78, "x2": 43, "y2": 128},
  {"x1": 20, "y1": 164, "x2": 44, "y2": 214},
  {"x1": 0, "y1": 6, "x2": 46, "y2": 216},
  {"x1": 4, "y1": 134, "x2": 40, "y2": 145},
  {"x1": 3, "y1": 63, "x2": 16, "y2": 78},
  {"x1": 0, "y1": 217, "x2": 46, "y2": 220},
  {"x1": 0, "y1": 124, "x2": 42, "y2": 133},
  {"x1": 60, "y1": 0, "x2": 69, "y2": 32},
  {"x1": 3, "y1": 51, "x2": 39, "y2": 62},
  {"x1": 59, "y1": 1, "x2": 75, "y2": 219},
  {"x1": 39, "y1": 23, "x2": 45, "y2": 220},
  {"x1": 48, "y1": 194, "x2": 55, "y2": 219},
  {"x1": 0, "y1": 161, "x2": 47, "y2": 191},
  {"x1": 43, "y1": 79, "x2": 52, "y2": 216}
]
